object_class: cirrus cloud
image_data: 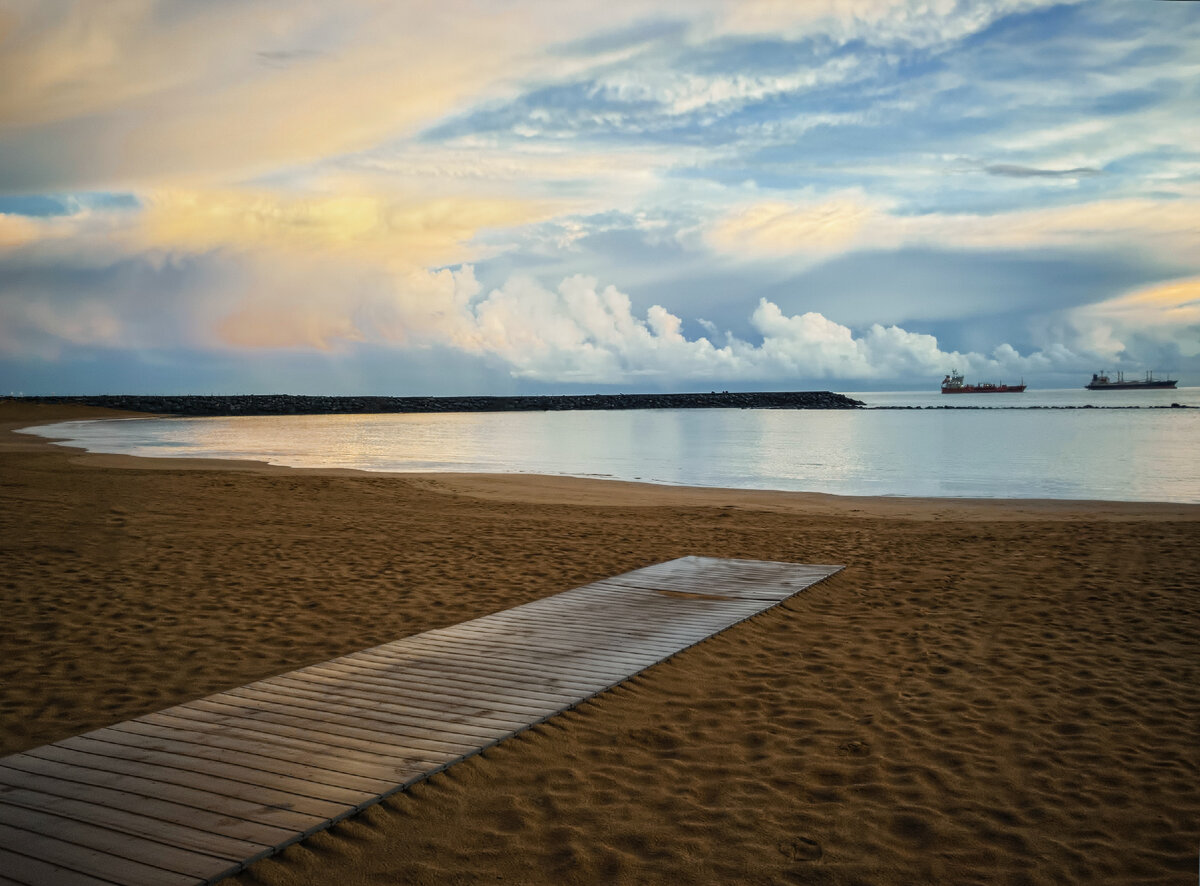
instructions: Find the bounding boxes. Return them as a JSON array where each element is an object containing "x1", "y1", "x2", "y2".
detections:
[{"x1": 707, "y1": 193, "x2": 1200, "y2": 263}]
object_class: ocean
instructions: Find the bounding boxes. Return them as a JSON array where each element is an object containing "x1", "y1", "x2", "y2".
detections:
[{"x1": 22, "y1": 388, "x2": 1200, "y2": 504}]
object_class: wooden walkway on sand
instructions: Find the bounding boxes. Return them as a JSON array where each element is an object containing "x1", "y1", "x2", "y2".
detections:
[{"x1": 0, "y1": 556, "x2": 842, "y2": 885}]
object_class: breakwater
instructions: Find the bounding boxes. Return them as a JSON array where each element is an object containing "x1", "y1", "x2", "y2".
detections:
[{"x1": 16, "y1": 391, "x2": 864, "y2": 416}]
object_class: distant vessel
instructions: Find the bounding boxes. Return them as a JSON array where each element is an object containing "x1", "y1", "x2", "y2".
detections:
[
  {"x1": 1086, "y1": 371, "x2": 1177, "y2": 390},
  {"x1": 941, "y1": 370, "x2": 1026, "y2": 394}
]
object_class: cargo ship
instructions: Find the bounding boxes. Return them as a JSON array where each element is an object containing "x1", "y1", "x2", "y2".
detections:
[
  {"x1": 941, "y1": 370, "x2": 1026, "y2": 394},
  {"x1": 1086, "y1": 371, "x2": 1177, "y2": 390}
]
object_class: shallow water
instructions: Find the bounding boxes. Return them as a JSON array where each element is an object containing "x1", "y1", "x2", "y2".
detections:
[{"x1": 25, "y1": 389, "x2": 1200, "y2": 503}]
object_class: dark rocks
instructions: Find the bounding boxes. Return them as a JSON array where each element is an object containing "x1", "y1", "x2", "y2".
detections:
[{"x1": 14, "y1": 391, "x2": 866, "y2": 416}]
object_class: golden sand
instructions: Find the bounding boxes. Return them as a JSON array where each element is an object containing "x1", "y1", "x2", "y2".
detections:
[{"x1": 2, "y1": 402, "x2": 1197, "y2": 884}]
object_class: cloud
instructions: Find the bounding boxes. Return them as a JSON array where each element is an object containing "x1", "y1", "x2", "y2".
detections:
[
  {"x1": 1062, "y1": 276, "x2": 1200, "y2": 361},
  {"x1": 1, "y1": 186, "x2": 562, "y2": 273},
  {"x1": 0, "y1": 0, "x2": 1107, "y2": 195},
  {"x1": 0, "y1": 214, "x2": 46, "y2": 249},
  {"x1": 707, "y1": 193, "x2": 1200, "y2": 262},
  {"x1": 448, "y1": 274, "x2": 1198, "y2": 384},
  {"x1": 706, "y1": 194, "x2": 883, "y2": 257},
  {"x1": 255, "y1": 49, "x2": 324, "y2": 69},
  {"x1": 704, "y1": 0, "x2": 1066, "y2": 48},
  {"x1": 3, "y1": 0, "x2": 1198, "y2": 395},
  {"x1": 985, "y1": 164, "x2": 1102, "y2": 178},
  {"x1": 586, "y1": 55, "x2": 868, "y2": 118},
  {"x1": 0, "y1": 190, "x2": 553, "y2": 357},
  {"x1": 5, "y1": 216, "x2": 1194, "y2": 385},
  {"x1": 213, "y1": 263, "x2": 485, "y2": 354},
  {"x1": 0, "y1": 251, "x2": 222, "y2": 359},
  {"x1": 134, "y1": 189, "x2": 560, "y2": 270},
  {"x1": 465, "y1": 274, "x2": 739, "y2": 380},
  {"x1": 5, "y1": 183, "x2": 1194, "y2": 381},
  {"x1": 451, "y1": 279, "x2": 1117, "y2": 385},
  {"x1": 0, "y1": 2, "x2": 657, "y2": 191}
]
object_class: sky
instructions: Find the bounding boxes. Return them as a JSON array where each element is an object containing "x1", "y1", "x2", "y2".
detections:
[{"x1": 1, "y1": 0, "x2": 1198, "y2": 395}]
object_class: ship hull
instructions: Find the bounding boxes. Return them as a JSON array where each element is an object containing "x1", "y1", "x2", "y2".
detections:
[
  {"x1": 1085, "y1": 380, "x2": 1177, "y2": 390},
  {"x1": 941, "y1": 385, "x2": 1026, "y2": 394}
]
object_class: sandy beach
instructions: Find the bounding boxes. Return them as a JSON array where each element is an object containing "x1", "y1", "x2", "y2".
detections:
[{"x1": 2, "y1": 401, "x2": 1197, "y2": 885}]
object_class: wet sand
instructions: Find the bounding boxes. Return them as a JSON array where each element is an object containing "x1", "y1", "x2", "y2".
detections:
[{"x1": 2, "y1": 401, "x2": 1197, "y2": 884}]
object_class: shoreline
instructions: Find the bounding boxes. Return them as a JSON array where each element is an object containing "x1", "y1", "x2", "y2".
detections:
[
  {"x1": 2, "y1": 401, "x2": 1197, "y2": 884},
  {"x1": 13, "y1": 403, "x2": 1198, "y2": 520}
]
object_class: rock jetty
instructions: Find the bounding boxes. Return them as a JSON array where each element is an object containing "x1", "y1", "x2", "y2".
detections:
[{"x1": 16, "y1": 391, "x2": 864, "y2": 416}]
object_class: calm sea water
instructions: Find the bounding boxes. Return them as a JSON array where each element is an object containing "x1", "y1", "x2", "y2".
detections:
[{"x1": 23, "y1": 388, "x2": 1200, "y2": 503}]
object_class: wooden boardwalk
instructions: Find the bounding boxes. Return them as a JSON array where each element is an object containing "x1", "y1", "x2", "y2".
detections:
[{"x1": 0, "y1": 556, "x2": 841, "y2": 885}]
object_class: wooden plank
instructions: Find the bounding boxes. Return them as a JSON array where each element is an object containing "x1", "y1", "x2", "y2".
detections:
[
  {"x1": 0, "y1": 786, "x2": 269, "y2": 860},
  {"x1": 427, "y1": 623, "x2": 661, "y2": 669},
  {"x1": 495, "y1": 603, "x2": 767, "y2": 638},
  {"x1": 299, "y1": 658, "x2": 558, "y2": 714},
  {"x1": 594, "y1": 577, "x2": 803, "y2": 601},
  {"x1": 221, "y1": 685, "x2": 513, "y2": 749},
  {"x1": 426, "y1": 625, "x2": 664, "y2": 669},
  {"x1": 0, "y1": 848, "x2": 116, "y2": 886},
  {"x1": 485, "y1": 598, "x2": 735, "y2": 635},
  {"x1": 0, "y1": 765, "x2": 294, "y2": 847},
  {"x1": 514, "y1": 596, "x2": 765, "y2": 629},
  {"x1": 458, "y1": 598, "x2": 728, "y2": 635},
  {"x1": 355, "y1": 647, "x2": 630, "y2": 696},
  {"x1": 336, "y1": 655, "x2": 588, "y2": 706},
  {"x1": 302, "y1": 661, "x2": 562, "y2": 718},
  {"x1": 376, "y1": 631, "x2": 657, "y2": 676},
  {"x1": 0, "y1": 805, "x2": 238, "y2": 880},
  {"x1": 351, "y1": 645, "x2": 614, "y2": 692},
  {"x1": 445, "y1": 612, "x2": 708, "y2": 652},
  {"x1": 21, "y1": 746, "x2": 346, "y2": 822},
  {"x1": 0, "y1": 558, "x2": 842, "y2": 885},
  {"x1": 133, "y1": 712, "x2": 425, "y2": 783},
  {"x1": 502, "y1": 606, "x2": 758, "y2": 638},
  {"x1": 339, "y1": 651, "x2": 594, "y2": 704},
  {"x1": 189, "y1": 694, "x2": 478, "y2": 758},
  {"x1": 631, "y1": 556, "x2": 841, "y2": 587},
  {"x1": 231, "y1": 679, "x2": 502, "y2": 734},
  {"x1": 442, "y1": 600, "x2": 702, "y2": 636},
  {"x1": 263, "y1": 672, "x2": 531, "y2": 733},
  {"x1": 433, "y1": 612, "x2": 694, "y2": 650},
  {"x1": 515, "y1": 581, "x2": 759, "y2": 610},
  {"x1": 564, "y1": 583, "x2": 771, "y2": 610},
  {"x1": 0, "y1": 757, "x2": 323, "y2": 835},
  {"x1": 55, "y1": 734, "x2": 375, "y2": 808},
  {"x1": 339, "y1": 646, "x2": 596, "y2": 697},
  {"x1": 421, "y1": 621, "x2": 703, "y2": 662},
  {"x1": 98, "y1": 723, "x2": 398, "y2": 795},
  {"x1": 0, "y1": 822, "x2": 197, "y2": 886},
  {"x1": 393, "y1": 634, "x2": 641, "y2": 681},
  {"x1": 144, "y1": 706, "x2": 444, "y2": 774},
  {"x1": 593, "y1": 559, "x2": 841, "y2": 599},
  {"x1": 176, "y1": 699, "x2": 463, "y2": 766}
]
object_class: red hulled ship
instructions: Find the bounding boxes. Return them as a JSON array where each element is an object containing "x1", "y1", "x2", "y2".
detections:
[{"x1": 941, "y1": 370, "x2": 1026, "y2": 394}]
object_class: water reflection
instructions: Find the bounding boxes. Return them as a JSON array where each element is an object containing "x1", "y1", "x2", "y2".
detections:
[{"x1": 25, "y1": 403, "x2": 1200, "y2": 503}]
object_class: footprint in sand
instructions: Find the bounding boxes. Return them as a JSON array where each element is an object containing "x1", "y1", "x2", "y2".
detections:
[
  {"x1": 778, "y1": 837, "x2": 823, "y2": 862},
  {"x1": 837, "y1": 738, "x2": 872, "y2": 757}
]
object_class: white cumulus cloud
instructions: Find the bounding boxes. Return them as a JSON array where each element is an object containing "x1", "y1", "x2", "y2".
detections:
[{"x1": 437, "y1": 278, "x2": 1067, "y2": 384}]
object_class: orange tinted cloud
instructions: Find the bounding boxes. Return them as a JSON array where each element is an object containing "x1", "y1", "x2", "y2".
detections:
[
  {"x1": 708, "y1": 196, "x2": 1200, "y2": 260},
  {"x1": 0, "y1": 1, "x2": 655, "y2": 189},
  {"x1": 134, "y1": 189, "x2": 558, "y2": 269},
  {"x1": 707, "y1": 194, "x2": 882, "y2": 255}
]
